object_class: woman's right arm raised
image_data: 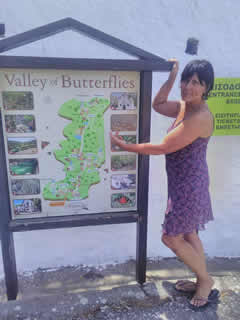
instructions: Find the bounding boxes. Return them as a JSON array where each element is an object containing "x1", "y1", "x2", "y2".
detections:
[{"x1": 152, "y1": 59, "x2": 180, "y2": 118}]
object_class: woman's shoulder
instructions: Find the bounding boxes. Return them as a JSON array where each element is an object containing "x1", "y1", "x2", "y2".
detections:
[{"x1": 196, "y1": 107, "x2": 214, "y2": 137}]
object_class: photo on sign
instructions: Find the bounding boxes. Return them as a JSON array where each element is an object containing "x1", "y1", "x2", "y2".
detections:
[
  {"x1": 111, "y1": 135, "x2": 136, "y2": 152},
  {"x1": 9, "y1": 158, "x2": 39, "y2": 176},
  {"x1": 110, "y1": 92, "x2": 137, "y2": 110},
  {"x1": 13, "y1": 199, "x2": 42, "y2": 215},
  {"x1": 2, "y1": 91, "x2": 34, "y2": 110},
  {"x1": 111, "y1": 174, "x2": 136, "y2": 190},
  {"x1": 111, "y1": 114, "x2": 137, "y2": 131},
  {"x1": 7, "y1": 137, "x2": 38, "y2": 155},
  {"x1": 5, "y1": 115, "x2": 36, "y2": 133},
  {"x1": 111, "y1": 192, "x2": 136, "y2": 208},
  {"x1": 11, "y1": 179, "x2": 40, "y2": 195},
  {"x1": 111, "y1": 154, "x2": 136, "y2": 171}
]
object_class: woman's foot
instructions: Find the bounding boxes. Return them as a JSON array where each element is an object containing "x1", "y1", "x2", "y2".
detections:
[
  {"x1": 190, "y1": 276, "x2": 214, "y2": 307},
  {"x1": 175, "y1": 280, "x2": 197, "y2": 293}
]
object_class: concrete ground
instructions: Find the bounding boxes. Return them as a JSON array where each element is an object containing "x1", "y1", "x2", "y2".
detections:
[{"x1": 0, "y1": 257, "x2": 240, "y2": 319}]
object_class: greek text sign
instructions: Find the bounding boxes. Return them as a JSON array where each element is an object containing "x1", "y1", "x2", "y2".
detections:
[{"x1": 208, "y1": 78, "x2": 240, "y2": 136}]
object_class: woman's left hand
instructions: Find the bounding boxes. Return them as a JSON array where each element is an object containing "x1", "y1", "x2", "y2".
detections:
[{"x1": 110, "y1": 132, "x2": 126, "y2": 149}]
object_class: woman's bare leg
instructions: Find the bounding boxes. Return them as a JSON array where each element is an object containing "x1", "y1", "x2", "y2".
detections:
[
  {"x1": 174, "y1": 231, "x2": 204, "y2": 292},
  {"x1": 162, "y1": 233, "x2": 214, "y2": 306},
  {"x1": 184, "y1": 231, "x2": 205, "y2": 262},
  {"x1": 184, "y1": 231, "x2": 206, "y2": 283}
]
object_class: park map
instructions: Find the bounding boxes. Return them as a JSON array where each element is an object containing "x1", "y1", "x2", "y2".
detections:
[{"x1": 43, "y1": 97, "x2": 109, "y2": 201}]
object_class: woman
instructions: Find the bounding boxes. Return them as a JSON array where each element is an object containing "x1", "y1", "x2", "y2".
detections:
[{"x1": 110, "y1": 59, "x2": 217, "y2": 310}]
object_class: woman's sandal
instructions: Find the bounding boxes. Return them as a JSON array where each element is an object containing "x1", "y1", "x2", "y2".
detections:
[
  {"x1": 188, "y1": 289, "x2": 220, "y2": 311},
  {"x1": 174, "y1": 280, "x2": 197, "y2": 293}
]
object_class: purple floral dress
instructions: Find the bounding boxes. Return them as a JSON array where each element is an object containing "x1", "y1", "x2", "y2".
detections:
[{"x1": 162, "y1": 119, "x2": 214, "y2": 236}]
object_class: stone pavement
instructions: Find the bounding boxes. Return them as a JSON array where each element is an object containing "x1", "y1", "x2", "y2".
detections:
[{"x1": 0, "y1": 257, "x2": 240, "y2": 319}]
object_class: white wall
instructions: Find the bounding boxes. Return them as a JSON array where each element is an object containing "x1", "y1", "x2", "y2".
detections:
[{"x1": 0, "y1": 0, "x2": 240, "y2": 274}]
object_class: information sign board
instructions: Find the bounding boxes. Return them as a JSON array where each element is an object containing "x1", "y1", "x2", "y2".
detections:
[{"x1": 0, "y1": 69, "x2": 140, "y2": 219}]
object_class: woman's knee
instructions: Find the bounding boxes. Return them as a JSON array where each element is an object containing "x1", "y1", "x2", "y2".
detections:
[
  {"x1": 184, "y1": 230, "x2": 198, "y2": 242},
  {"x1": 161, "y1": 234, "x2": 182, "y2": 250},
  {"x1": 161, "y1": 234, "x2": 169, "y2": 246}
]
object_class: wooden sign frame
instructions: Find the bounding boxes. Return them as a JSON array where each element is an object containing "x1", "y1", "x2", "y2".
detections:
[{"x1": 0, "y1": 18, "x2": 173, "y2": 300}]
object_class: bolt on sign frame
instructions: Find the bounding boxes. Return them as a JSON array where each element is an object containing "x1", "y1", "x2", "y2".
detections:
[{"x1": 0, "y1": 18, "x2": 173, "y2": 300}]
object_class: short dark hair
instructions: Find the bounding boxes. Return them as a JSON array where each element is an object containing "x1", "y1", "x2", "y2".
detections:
[{"x1": 181, "y1": 60, "x2": 214, "y2": 99}]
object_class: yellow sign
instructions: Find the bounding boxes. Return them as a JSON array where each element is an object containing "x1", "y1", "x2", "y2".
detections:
[{"x1": 208, "y1": 78, "x2": 240, "y2": 135}]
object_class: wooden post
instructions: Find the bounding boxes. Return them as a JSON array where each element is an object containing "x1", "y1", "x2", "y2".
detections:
[
  {"x1": 0, "y1": 110, "x2": 18, "y2": 300},
  {"x1": 0, "y1": 231, "x2": 18, "y2": 300},
  {"x1": 136, "y1": 71, "x2": 152, "y2": 284}
]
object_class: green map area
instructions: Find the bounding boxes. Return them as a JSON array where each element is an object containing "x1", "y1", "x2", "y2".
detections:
[{"x1": 43, "y1": 98, "x2": 109, "y2": 200}]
